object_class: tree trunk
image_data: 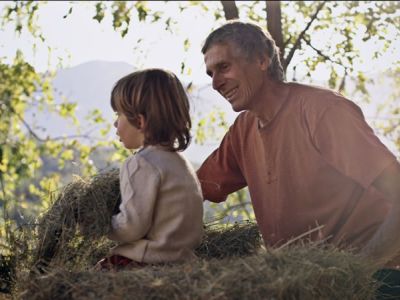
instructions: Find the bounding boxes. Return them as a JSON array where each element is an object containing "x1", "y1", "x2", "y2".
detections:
[
  {"x1": 220, "y1": 1, "x2": 239, "y2": 20},
  {"x1": 265, "y1": 1, "x2": 285, "y2": 70}
]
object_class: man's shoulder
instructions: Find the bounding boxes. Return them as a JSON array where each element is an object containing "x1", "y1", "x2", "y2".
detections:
[
  {"x1": 289, "y1": 82, "x2": 344, "y2": 103},
  {"x1": 288, "y1": 82, "x2": 365, "y2": 125},
  {"x1": 288, "y1": 82, "x2": 353, "y2": 114},
  {"x1": 222, "y1": 112, "x2": 261, "y2": 148},
  {"x1": 233, "y1": 111, "x2": 257, "y2": 125}
]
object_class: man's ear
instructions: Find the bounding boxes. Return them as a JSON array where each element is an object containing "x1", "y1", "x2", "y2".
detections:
[
  {"x1": 259, "y1": 55, "x2": 270, "y2": 71},
  {"x1": 136, "y1": 114, "x2": 146, "y2": 131}
]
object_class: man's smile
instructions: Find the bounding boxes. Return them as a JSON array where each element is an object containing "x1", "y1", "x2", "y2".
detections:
[{"x1": 222, "y1": 87, "x2": 238, "y2": 101}]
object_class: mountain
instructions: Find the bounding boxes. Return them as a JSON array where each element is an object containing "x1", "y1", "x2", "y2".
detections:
[{"x1": 52, "y1": 60, "x2": 135, "y2": 116}]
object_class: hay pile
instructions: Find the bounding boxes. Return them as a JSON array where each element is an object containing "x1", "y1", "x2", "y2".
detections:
[
  {"x1": 17, "y1": 245, "x2": 376, "y2": 300},
  {"x1": 32, "y1": 169, "x2": 262, "y2": 270},
  {"x1": 33, "y1": 169, "x2": 120, "y2": 270},
  {"x1": 195, "y1": 221, "x2": 261, "y2": 259},
  {"x1": 8, "y1": 169, "x2": 379, "y2": 299}
]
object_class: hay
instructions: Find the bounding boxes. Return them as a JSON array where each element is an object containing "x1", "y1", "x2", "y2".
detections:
[
  {"x1": 6, "y1": 169, "x2": 380, "y2": 299},
  {"x1": 195, "y1": 221, "x2": 261, "y2": 259},
  {"x1": 32, "y1": 170, "x2": 261, "y2": 270},
  {"x1": 33, "y1": 169, "x2": 120, "y2": 270},
  {"x1": 16, "y1": 245, "x2": 376, "y2": 300}
]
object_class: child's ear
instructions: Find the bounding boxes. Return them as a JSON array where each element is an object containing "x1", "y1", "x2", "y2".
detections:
[{"x1": 137, "y1": 114, "x2": 146, "y2": 131}]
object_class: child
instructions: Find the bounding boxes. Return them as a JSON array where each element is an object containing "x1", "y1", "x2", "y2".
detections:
[{"x1": 98, "y1": 68, "x2": 204, "y2": 270}]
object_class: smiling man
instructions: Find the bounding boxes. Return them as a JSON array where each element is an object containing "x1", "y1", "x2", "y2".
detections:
[{"x1": 197, "y1": 20, "x2": 400, "y2": 298}]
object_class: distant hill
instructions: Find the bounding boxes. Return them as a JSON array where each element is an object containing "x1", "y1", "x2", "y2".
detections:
[
  {"x1": 26, "y1": 61, "x2": 134, "y2": 139},
  {"x1": 52, "y1": 60, "x2": 135, "y2": 115},
  {"x1": 25, "y1": 60, "x2": 238, "y2": 164}
]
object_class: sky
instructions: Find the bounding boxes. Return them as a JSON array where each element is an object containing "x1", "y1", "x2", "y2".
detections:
[{"x1": 1, "y1": 1, "x2": 220, "y2": 84}]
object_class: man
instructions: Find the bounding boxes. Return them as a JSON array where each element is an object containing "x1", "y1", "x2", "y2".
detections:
[{"x1": 197, "y1": 20, "x2": 400, "y2": 274}]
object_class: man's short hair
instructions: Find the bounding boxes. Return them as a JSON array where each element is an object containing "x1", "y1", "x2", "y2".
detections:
[{"x1": 202, "y1": 20, "x2": 285, "y2": 82}]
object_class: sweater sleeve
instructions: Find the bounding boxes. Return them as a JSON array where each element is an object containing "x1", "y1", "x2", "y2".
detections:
[
  {"x1": 108, "y1": 155, "x2": 161, "y2": 243},
  {"x1": 197, "y1": 120, "x2": 247, "y2": 203}
]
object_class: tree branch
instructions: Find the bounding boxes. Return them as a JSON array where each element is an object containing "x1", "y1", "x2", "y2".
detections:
[
  {"x1": 220, "y1": 1, "x2": 239, "y2": 20},
  {"x1": 302, "y1": 37, "x2": 349, "y2": 92},
  {"x1": 15, "y1": 112, "x2": 42, "y2": 141},
  {"x1": 302, "y1": 36, "x2": 346, "y2": 67},
  {"x1": 284, "y1": 1, "x2": 326, "y2": 68},
  {"x1": 338, "y1": 71, "x2": 347, "y2": 93},
  {"x1": 14, "y1": 112, "x2": 99, "y2": 142},
  {"x1": 266, "y1": 1, "x2": 285, "y2": 68},
  {"x1": 283, "y1": 34, "x2": 292, "y2": 50}
]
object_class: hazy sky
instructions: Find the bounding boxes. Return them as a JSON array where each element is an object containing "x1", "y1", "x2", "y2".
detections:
[{"x1": 1, "y1": 1, "x2": 220, "y2": 84}]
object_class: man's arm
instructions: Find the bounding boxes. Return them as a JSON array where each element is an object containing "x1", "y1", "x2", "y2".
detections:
[
  {"x1": 197, "y1": 128, "x2": 247, "y2": 202},
  {"x1": 361, "y1": 161, "x2": 400, "y2": 267}
]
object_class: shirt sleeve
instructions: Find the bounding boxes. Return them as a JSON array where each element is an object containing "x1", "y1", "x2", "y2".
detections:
[
  {"x1": 108, "y1": 155, "x2": 161, "y2": 243},
  {"x1": 313, "y1": 99, "x2": 397, "y2": 189},
  {"x1": 197, "y1": 123, "x2": 247, "y2": 203}
]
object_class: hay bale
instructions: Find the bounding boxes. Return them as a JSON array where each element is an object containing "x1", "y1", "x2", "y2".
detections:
[
  {"x1": 16, "y1": 245, "x2": 377, "y2": 300},
  {"x1": 33, "y1": 169, "x2": 120, "y2": 270},
  {"x1": 195, "y1": 221, "x2": 261, "y2": 259}
]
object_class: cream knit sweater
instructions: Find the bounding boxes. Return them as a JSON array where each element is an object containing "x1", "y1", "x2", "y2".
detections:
[{"x1": 108, "y1": 145, "x2": 204, "y2": 263}]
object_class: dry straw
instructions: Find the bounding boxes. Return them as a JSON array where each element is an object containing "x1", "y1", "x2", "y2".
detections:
[
  {"x1": 17, "y1": 244, "x2": 377, "y2": 300},
  {"x1": 7, "y1": 169, "x2": 378, "y2": 299},
  {"x1": 33, "y1": 169, "x2": 120, "y2": 270}
]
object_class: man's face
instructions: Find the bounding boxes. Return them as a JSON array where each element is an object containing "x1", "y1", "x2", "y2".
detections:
[{"x1": 204, "y1": 41, "x2": 268, "y2": 112}]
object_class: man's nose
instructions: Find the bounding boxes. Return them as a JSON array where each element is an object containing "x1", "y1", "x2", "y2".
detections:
[{"x1": 212, "y1": 73, "x2": 225, "y2": 91}]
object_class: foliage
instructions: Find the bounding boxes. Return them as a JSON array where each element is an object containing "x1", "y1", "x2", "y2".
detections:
[
  {"x1": 0, "y1": 53, "x2": 52, "y2": 222},
  {"x1": 278, "y1": 1, "x2": 400, "y2": 91},
  {"x1": 0, "y1": 2, "x2": 131, "y2": 254}
]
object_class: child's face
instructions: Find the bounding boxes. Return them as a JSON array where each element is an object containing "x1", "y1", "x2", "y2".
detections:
[{"x1": 114, "y1": 112, "x2": 145, "y2": 150}]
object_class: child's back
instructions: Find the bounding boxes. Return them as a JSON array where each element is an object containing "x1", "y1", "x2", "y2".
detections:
[{"x1": 109, "y1": 145, "x2": 203, "y2": 263}]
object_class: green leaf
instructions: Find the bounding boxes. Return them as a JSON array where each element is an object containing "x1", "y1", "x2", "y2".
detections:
[{"x1": 93, "y1": 2, "x2": 105, "y2": 23}]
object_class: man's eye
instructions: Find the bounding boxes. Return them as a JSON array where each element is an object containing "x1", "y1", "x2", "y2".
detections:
[{"x1": 221, "y1": 64, "x2": 229, "y2": 71}]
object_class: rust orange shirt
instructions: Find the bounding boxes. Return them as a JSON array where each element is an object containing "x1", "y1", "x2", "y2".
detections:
[{"x1": 198, "y1": 83, "x2": 397, "y2": 258}]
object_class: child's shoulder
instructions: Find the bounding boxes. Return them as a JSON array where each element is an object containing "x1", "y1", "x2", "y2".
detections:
[
  {"x1": 138, "y1": 145, "x2": 179, "y2": 160},
  {"x1": 138, "y1": 145, "x2": 193, "y2": 174},
  {"x1": 122, "y1": 147, "x2": 165, "y2": 172},
  {"x1": 122, "y1": 145, "x2": 199, "y2": 188}
]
